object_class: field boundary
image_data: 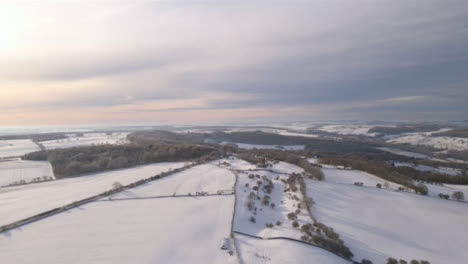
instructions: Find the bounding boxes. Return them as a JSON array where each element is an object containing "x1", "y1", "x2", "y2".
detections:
[{"x1": 0, "y1": 162, "x2": 202, "y2": 234}]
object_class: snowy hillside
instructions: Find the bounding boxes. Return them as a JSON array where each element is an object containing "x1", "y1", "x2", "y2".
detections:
[{"x1": 306, "y1": 179, "x2": 468, "y2": 264}]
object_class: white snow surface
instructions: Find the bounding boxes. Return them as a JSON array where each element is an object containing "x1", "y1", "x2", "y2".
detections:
[
  {"x1": 394, "y1": 162, "x2": 462, "y2": 176},
  {"x1": 0, "y1": 162, "x2": 186, "y2": 227},
  {"x1": 107, "y1": 163, "x2": 235, "y2": 199},
  {"x1": 235, "y1": 233, "x2": 350, "y2": 264},
  {"x1": 41, "y1": 132, "x2": 129, "y2": 150},
  {"x1": 270, "y1": 161, "x2": 304, "y2": 174},
  {"x1": 221, "y1": 142, "x2": 304, "y2": 151},
  {"x1": 318, "y1": 125, "x2": 380, "y2": 136},
  {"x1": 0, "y1": 139, "x2": 40, "y2": 158},
  {"x1": 322, "y1": 168, "x2": 404, "y2": 190},
  {"x1": 0, "y1": 196, "x2": 236, "y2": 264},
  {"x1": 233, "y1": 169, "x2": 311, "y2": 240},
  {"x1": 387, "y1": 134, "x2": 468, "y2": 151},
  {"x1": 0, "y1": 159, "x2": 55, "y2": 187},
  {"x1": 306, "y1": 179, "x2": 468, "y2": 264}
]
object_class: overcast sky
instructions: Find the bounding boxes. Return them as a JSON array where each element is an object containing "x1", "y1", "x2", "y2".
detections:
[{"x1": 1, "y1": 0, "x2": 467, "y2": 125}]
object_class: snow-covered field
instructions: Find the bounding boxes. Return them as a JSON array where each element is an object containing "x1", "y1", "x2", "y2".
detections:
[
  {"x1": 0, "y1": 162, "x2": 186, "y2": 227},
  {"x1": 318, "y1": 125, "x2": 379, "y2": 136},
  {"x1": 423, "y1": 182, "x2": 468, "y2": 199},
  {"x1": 0, "y1": 159, "x2": 55, "y2": 187},
  {"x1": 221, "y1": 142, "x2": 304, "y2": 151},
  {"x1": 0, "y1": 139, "x2": 40, "y2": 158},
  {"x1": 322, "y1": 167, "x2": 404, "y2": 190},
  {"x1": 387, "y1": 134, "x2": 468, "y2": 151},
  {"x1": 41, "y1": 132, "x2": 129, "y2": 150},
  {"x1": 306, "y1": 179, "x2": 468, "y2": 264},
  {"x1": 107, "y1": 163, "x2": 235, "y2": 199},
  {"x1": 235, "y1": 233, "x2": 350, "y2": 264},
  {"x1": 377, "y1": 147, "x2": 447, "y2": 162},
  {"x1": 394, "y1": 162, "x2": 462, "y2": 176},
  {"x1": 0, "y1": 196, "x2": 236, "y2": 264}
]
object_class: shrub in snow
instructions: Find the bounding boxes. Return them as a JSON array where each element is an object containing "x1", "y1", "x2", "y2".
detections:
[
  {"x1": 275, "y1": 221, "x2": 281, "y2": 226},
  {"x1": 292, "y1": 221, "x2": 299, "y2": 228},
  {"x1": 287, "y1": 212, "x2": 297, "y2": 220},
  {"x1": 410, "y1": 260, "x2": 420, "y2": 264},
  {"x1": 386, "y1": 258, "x2": 398, "y2": 264},
  {"x1": 249, "y1": 216, "x2": 256, "y2": 223},
  {"x1": 376, "y1": 183, "x2": 382, "y2": 188},
  {"x1": 361, "y1": 259, "x2": 373, "y2": 264},
  {"x1": 452, "y1": 191, "x2": 465, "y2": 201}
]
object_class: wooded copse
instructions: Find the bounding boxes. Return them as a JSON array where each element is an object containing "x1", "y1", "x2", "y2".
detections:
[{"x1": 23, "y1": 143, "x2": 218, "y2": 178}]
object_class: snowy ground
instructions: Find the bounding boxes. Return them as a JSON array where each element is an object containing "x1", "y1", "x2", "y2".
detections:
[
  {"x1": 318, "y1": 125, "x2": 379, "y2": 137},
  {"x1": 0, "y1": 139, "x2": 40, "y2": 158},
  {"x1": 41, "y1": 132, "x2": 129, "y2": 150},
  {"x1": 0, "y1": 162, "x2": 186, "y2": 227},
  {"x1": 0, "y1": 196, "x2": 236, "y2": 264},
  {"x1": 0, "y1": 159, "x2": 55, "y2": 187},
  {"x1": 394, "y1": 162, "x2": 462, "y2": 176},
  {"x1": 221, "y1": 142, "x2": 304, "y2": 151},
  {"x1": 423, "y1": 182, "x2": 468, "y2": 199},
  {"x1": 306, "y1": 179, "x2": 468, "y2": 264},
  {"x1": 387, "y1": 134, "x2": 468, "y2": 151},
  {"x1": 107, "y1": 163, "x2": 235, "y2": 199},
  {"x1": 322, "y1": 167, "x2": 404, "y2": 190},
  {"x1": 377, "y1": 147, "x2": 447, "y2": 162},
  {"x1": 235, "y1": 233, "x2": 350, "y2": 264}
]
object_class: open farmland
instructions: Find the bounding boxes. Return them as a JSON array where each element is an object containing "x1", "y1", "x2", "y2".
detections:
[
  {"x1": 306, "y1": 179, "x2": 468, "y2": 264},
  {"x1": 41, "y1": 133, "x2": 129, "y2": 150},
  {"x1": 0, "y1": 196, "x2": 236, "y2": 264},
  {"x1": 235, "y1": 233, "x2": 350, "y2": 264},
  {"x1": 0, "y1": 139, "x2": 40, "y2": 158},
  {"x1": 107, "y1": 163, "x2": 235, "y2": 199},
  {"x1": 0, "y1": 159, "x2": 55, "y2": 187},
  {"x1": 0, "y1": 162, "x2": 186, "y2": 227}
]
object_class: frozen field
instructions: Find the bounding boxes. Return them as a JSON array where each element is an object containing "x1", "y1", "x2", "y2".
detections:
[
  {"x1": 394, "y1": 162, "x2": 462, "y2": 176},
  {"x1": 107, "y1": 163, "x2": 235, "y2": 199},
  {"x1": 387, "y1": 134, "x2": 468, "y2": 151},
  {"x1": 221, "y1": 142, "x2": 304, "y2": 151},
  {"x1": 0, "y1": 196, "x2": 236, "y2": 264},
  {"x1": 306, "y1": 180, "x2": 468, "y2": 264},
  {"x1": 41, "y1": 133, "x2": 129, "y2": 150},
  {"x1": 424, "y1": 183, "x2": 468, "y2": 199},
  {"x1": 0, "y1": 139, "x2": 40, "y2": 158},
  {"x1": 0, "y1": 159, "x2": 55, "y2": 187},
  {"x1": 322, "y1": 167, "x2": 404, "y2": 190},
  {"x1": 235, "y1": 233, "x2": 350, "y2": 264},
  {"x1": 0, "y1": 162, "x2": 186, "y2": 227},
  {"x1": 318, "y1": 125, "x2": 379, "y2": 136}
]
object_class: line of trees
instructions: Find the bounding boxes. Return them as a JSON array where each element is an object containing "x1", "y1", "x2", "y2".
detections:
[{"x1": 23, "y1": 143, "x2": 218, "y2": 178}]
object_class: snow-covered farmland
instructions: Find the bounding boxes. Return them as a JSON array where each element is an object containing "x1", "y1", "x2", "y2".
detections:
[
  {"x1": 318, "y1": 125, "x2": 380, "y2": 137},
  {"x1": 423, "y1": 183, "x2": 468, "y2": 199},
  {"x1": 0, "y1": 196, "x2": 236, "y2": 264},
  {"x1": 306, "y1": 180, "x2": 468, "y2": 264},
  {"x1": 0, "y1": 162, "x2": 186, "y2": 227},
  {"x1": 107, "y1": 163, "x2": 235, "y2": 199},
  {"x1": 377, "y1": 147, "x2": 447, "y2": 162},
  {"x1": 322, "y1": 167, "x2": 404, "y2": 190},
  {"x1": 41, "y1": 132, "x2": 129, "y2": 150},
  {"x1": 387, "y1": 134, "x2": 468, "y2": 151},
  {"x1": 0, "y1": 139, "x2": 40, "y2": 158},
  {"x1": 0, "y1": 159, "x2": 55, "y2": 187},
  {"x1": 235, "y1": 233, "x2": 350, "y2": 264},
  {"x1": 233, "y1": 169, "x2": 311, "y2": 240},
  {"x1": 394, "y1": 162, "x2": 462, "y2": 176},
  {"x1": 221, "y1": 141, "x2": 305, "y2": 151}
]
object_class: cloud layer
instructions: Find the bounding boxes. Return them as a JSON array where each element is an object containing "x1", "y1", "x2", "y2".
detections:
[{"x1": 1, "y1": 0, "x2": 467, "y2": 125}]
